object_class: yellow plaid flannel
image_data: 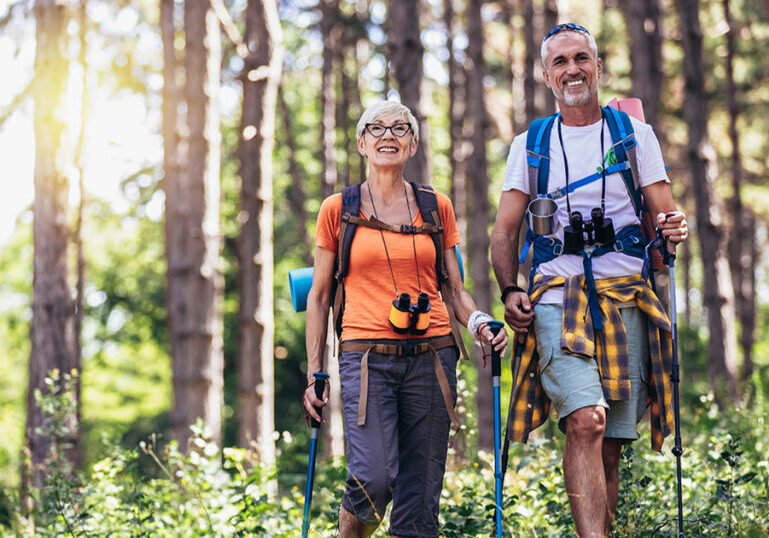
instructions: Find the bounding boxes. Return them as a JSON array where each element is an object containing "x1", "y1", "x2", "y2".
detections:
[{"x1": 507, "y1": 273, "x2": 675, "y2": 452}]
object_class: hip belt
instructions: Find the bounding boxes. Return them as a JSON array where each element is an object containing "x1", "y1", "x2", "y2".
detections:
[{"x1": 339, "y1": 335, "x2": 458, "y2": 430}]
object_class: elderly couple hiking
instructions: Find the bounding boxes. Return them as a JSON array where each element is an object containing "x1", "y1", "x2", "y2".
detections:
[{"x1": 302, "y1": 22, "x2": 689, "y2": 538}]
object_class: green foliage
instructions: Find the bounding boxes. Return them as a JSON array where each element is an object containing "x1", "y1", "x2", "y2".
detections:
[{"x1": 6, "y1": 368, "x2": 769, "y2": 537}]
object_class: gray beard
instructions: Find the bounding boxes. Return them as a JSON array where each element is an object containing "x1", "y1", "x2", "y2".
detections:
[{"x1": 551, "y1": 80, "x2": 597, "y2": 107}]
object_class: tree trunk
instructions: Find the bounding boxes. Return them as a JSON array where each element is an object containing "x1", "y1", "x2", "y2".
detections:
[
  {"x1": 320, "y1": 0, "x2": 338, "y2": 198},
  {"x1": 523, "y1": 0, "x2": 537, "y2": 124},
  {"x1": 723, "y1": 0, "x2": 754, "y2": 382},
  {"x1": 444, "y1": 0, "x2": 466, "y2": 241},
  {"x1": 165, "y1": 0, "x2": 225, "y2": 449},
  {"x1": 675, "y1": 0, "x2": 738, "y2": 403},
  {"x1": 236, "y1": 0, "x2": 282, "y2": 468},
  {"x1": 387, "y1": 0, "x2": 430, "y2": 184},
  {"x1": 278, "y1": 87, "x2": 313, "y2": 267},
  {"x1": 465, "y1": 0, "x2": 493, "y2": 451},
  {"x1": 354, "y1": 0, "x2": 368, "y2": 181},
  {"x1": 542, "y1": 0, "x2": 557, "y2": 115},
  {"x1": 26, "y1": 0, "x2": 78, "y2": 491},
  {"x1": 620, "y1": 0, "x2": 664, "y2": 132},
  {"x1": 72, "y1": 0, "x2": 88, "y2": 471},
  {"x1": 338, "y1": 25, "x2": 353, "y2": 188}
]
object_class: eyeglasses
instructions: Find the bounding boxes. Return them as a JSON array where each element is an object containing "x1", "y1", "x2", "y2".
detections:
[
  {"x1": 365, "y1": 122, "x2": 412, "y2": 138},
  {"x1": 543, "y1": 23, "x2": 590, "y2": 42}
]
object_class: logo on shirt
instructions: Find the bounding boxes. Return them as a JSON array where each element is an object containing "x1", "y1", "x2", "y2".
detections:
[{"x1": 597, "y1": 147, "x2": 617, "y2": 174}]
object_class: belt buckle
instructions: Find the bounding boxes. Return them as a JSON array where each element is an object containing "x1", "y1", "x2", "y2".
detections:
[
  {"x1": 553, "y1": 243, "x2": 563, "y2": 256},
  {"x1": 400, "y1": 341, "x2": 416, "y2": 356},
  {"x1": 614, "y1": 240, "x2": 624, "y2": 252}
]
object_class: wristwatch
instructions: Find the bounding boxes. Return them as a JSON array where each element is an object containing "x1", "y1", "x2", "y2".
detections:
[{"x1": 500, "y1": 285, "x2": 525, "y2": 303}]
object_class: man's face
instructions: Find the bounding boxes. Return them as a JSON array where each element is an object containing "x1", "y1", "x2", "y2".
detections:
[{"x1": 542, "y1": 32, "x2": 602, "y2": 108}]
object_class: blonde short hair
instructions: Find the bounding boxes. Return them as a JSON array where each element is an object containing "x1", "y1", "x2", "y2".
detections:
[{"x1": 356, "y1": 101, "x2": 419, "y2": 142}]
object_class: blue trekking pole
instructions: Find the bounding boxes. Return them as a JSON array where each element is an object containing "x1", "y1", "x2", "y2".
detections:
[
  {"x1": 302, "y1": 372, "x2": 329, "y2": 538},
  {"x1": 488, "y1": 320, "x2": 505, "y2": 538}
]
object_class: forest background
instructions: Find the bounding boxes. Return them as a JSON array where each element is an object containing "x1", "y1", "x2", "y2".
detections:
[{"x1": 1, "y1": 0, "x2": 769, "y2": 535}]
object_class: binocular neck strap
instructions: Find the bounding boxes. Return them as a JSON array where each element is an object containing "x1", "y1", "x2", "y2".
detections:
[{"x1": 557, "y1": 113, "x2": 607, "y2": 215}]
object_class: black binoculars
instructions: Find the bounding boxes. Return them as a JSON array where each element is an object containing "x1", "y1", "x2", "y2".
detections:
[
  {"x1": 563, "y1": 207, "x2": 615, "y2": 254},
  {"x1": 389, "y1": 292, "x2": 431, "y2": 335}
]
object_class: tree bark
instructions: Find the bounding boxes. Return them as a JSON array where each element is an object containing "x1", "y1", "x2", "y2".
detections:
[
  {"x1": 620, "y1": 0, "x2": 664, "y2": 132},
  {"x1": 165, "y1": 0, "x2": 225, "y2": 448},
  {"x1": 444, "y1": 0, "x2": 466, "y2": 240},
  {"x1": 542, "y1": 0, "x2": 557, "y2": 115},
  {"x1": 675, "y1": 0, "x2": 738, "y2": 403},
  {"x1": 278, "y1": 87, "x2": 313, "y2": 267},
  {"x1": 465, "y1": 0, "x2": 493, "y2": 451},
  {"x1": 723, "y1": 0, "x2": 755, "y2": 381},
  {"x1": 236, "y1": 0, "x2": 282, "y2": 468},
  {"x1": 320, "y1": 0, "x2": 338, "y2": 198},
  {"x1": 387, "y1": 0, "x2": 430, "y2": 184},
  {"x1": 522, "y1": 0, "x2": 537, "y2": 124},
  {"x1": 26, "y1": 0, "x2": 78, "y2": 491}
]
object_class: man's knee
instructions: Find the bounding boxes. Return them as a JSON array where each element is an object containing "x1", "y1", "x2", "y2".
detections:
[{"x1": 566, "y1": 406, "x2": 607, "y2": 443}]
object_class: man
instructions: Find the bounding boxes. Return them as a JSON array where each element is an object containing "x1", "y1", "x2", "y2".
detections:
[{"x1": 490, "y1": 23, "x2": 688, "y2": 537}]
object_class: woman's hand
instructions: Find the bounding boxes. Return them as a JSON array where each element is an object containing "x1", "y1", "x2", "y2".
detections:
[
  {"x1": 478, "y1": 323, "x2": 508, "y2": 355},
  {"x1": 302, "y1": 380, "x2": 328, "y2": 423}
]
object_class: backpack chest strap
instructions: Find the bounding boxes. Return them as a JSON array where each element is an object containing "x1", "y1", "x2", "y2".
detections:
[{"x1": 343, "y1": 214, "x2": 442, "y2": 235}]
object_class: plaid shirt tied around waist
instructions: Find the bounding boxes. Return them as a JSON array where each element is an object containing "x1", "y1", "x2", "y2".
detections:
[{"x1": 507, "y1": 273, "x2": 675, "y2": 452}]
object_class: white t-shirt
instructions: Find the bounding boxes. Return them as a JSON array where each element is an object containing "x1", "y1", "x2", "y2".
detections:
[{"x1": 502, "y1": 115, "x2": 669, "y2": 304}]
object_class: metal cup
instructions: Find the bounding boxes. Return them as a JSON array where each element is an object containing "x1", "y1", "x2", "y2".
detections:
[{"x1": 527, "y1": 197, "x2": 558, "y2": 236}]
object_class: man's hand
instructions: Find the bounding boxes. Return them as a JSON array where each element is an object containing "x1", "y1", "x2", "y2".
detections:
[
  {"x1": 657, "y1": 211, "x2": 688, "y2": 254},
  {"x1": 504, "y1": 291, "x2": 535, "y2": 333},
  {"x1": 302, "y1": 380, "x2": 328, "y2": 423}
]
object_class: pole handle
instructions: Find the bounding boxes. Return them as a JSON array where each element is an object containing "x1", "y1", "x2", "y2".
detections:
[
  {"x1": 311, "y1": 372, "x2": 329, "y2": 428},
  {"x1": 487, "y1": 320, "x2": 504, "y2": 377}
]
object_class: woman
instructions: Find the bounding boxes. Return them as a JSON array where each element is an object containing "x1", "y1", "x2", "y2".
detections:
[{"x1": 303, "y1": 100, "x2": 507, "y2": 538}]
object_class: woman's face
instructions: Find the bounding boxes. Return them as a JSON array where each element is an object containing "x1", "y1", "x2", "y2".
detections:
[{"x1": 357, "y1": 112, "x2": 418, "y2": 171}]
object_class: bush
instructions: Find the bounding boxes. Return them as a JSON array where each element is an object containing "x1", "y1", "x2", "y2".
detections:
[{"x1": 5, "y1": 371, "x2": 769, "y2": 536}]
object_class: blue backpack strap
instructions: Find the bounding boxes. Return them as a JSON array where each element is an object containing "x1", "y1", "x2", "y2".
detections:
[
  {"x1": 525, "y1": 114, "x2": 559, "y2": 197},
  {"x1": 603, "y1": 106, "x2": 643, "y2": 218}
]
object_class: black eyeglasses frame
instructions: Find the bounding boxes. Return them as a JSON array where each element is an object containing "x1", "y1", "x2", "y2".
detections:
[{"x1": 364, "y1": 122, "x2": 413, "y2": 138}]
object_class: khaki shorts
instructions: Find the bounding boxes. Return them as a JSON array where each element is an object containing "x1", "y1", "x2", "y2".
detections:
[{"x1": 533, "y1": 303, "x2": 649, "y2": 440}]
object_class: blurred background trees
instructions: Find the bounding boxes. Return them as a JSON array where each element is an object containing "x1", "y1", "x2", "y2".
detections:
[{"x1": 1, "y1": 0, "x2": 769, "y2": 529}]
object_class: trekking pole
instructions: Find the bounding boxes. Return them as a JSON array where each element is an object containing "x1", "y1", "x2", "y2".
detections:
[
  {"x1": 664, "y1": 239, "x2": 685, "y2": 538},
  {"x1": 501, "y1": 335, "x2": 525, "y2": 480},
  {"x1": 487, "y1": 320, "x2": 505, "y2": 538},
  {"x1": 302, "y1": 372, "x2": 329, "y2": 538}
]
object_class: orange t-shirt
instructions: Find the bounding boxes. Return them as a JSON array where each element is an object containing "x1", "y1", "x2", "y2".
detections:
[{"x1": 315, "y1": 190, "x2": 461, "y2": 341}]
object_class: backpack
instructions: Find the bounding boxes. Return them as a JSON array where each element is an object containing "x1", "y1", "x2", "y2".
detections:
[
  {"x1": 521, "y1": 106, "x2": 664, "y2": 329},
  {"x1": 521, "y1": 105, "x2": 662, "y2": 272},
  {"x1": 331, "y1": 182, "x2": 469, "y2": 359}
]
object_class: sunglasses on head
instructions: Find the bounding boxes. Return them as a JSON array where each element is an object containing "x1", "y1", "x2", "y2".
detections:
[{"x1": 543, "y1": 23, "x2": 590, "y2": 42}]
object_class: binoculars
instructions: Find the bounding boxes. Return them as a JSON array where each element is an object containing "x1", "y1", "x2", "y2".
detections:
[
  {"x1": 389, "y1": 292, "x2": 431, "y2": 335},
  {"x1": 563, "y1": 207, "x2": 615, "y2": 254}
]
